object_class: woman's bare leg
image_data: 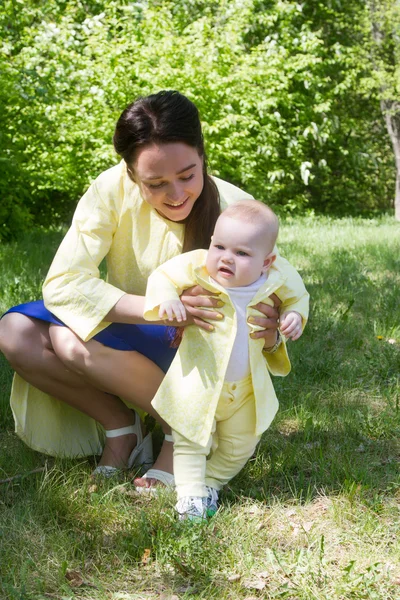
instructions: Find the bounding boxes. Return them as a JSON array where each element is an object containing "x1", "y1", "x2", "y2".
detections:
[
  {"x1": 0, "y1": 313, "x2": 173, "y2": 473},
  {"x1": 48, "y1": 323, "x2": 173, "y2": 474}
]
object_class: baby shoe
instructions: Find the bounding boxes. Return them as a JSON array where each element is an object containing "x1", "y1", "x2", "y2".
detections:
[
  {"x1": 175, "y1": 496, "x2": 207, "y2": 521},
  {"x1": 205, "y1": 486, "x2": 219, "y2": 516}
]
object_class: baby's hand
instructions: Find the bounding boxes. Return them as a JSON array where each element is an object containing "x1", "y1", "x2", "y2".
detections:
[
  {"x1": 280, "y1": 311, "x2": 303, "y2": 341},
  {"x1": 159, "y1": 300, "x2": 187, "y2": 323}
]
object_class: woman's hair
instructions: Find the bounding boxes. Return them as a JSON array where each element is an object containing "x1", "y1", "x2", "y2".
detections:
[{"x1": 113, "y1": 90, "x2": 220, "y2": 252}]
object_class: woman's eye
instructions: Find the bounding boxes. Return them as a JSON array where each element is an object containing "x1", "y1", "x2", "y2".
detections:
[
  {"x1": 180, "y1": 174, "x2": 195, "y2": 182},
  {"x1": 148, "y1": 182, "x2": 165, "y2": 189}
]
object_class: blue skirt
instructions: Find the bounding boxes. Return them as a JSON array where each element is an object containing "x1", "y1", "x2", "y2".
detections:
[{"x1": 5, "y1": 300, "x2": 177, "y2": 373}]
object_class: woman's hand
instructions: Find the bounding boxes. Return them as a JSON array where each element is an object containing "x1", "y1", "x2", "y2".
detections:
[
  {"x1": 248, "y1": 293, "x2": 281, "y2": 344},
  {"x1": 179, "y1": 285, "x2": 224, "y2": 331}
]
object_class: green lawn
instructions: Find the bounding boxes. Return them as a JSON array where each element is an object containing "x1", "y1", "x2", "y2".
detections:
[{"x1": 0, "y1": 216, "x2": 399, "y2": 600}]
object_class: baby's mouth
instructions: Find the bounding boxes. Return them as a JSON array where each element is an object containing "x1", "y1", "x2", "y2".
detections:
[{"x1": 219, "y1": 266, "x2": 234, "y2": 275}]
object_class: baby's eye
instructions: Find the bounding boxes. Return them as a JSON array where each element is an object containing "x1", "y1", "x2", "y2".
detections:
[
  {"x1": 215, "y1": 244, "x2": 225, "y2": 250},
  {"x1": 237, "y1": 250, "x2": 249, "y2": 256}
]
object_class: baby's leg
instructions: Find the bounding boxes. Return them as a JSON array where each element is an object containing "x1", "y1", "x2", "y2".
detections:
[
  {"x1": 205, "y1": 379, "x2": 261, "y2": 491},
  {"x1": 172, "y1": 429, "x2": 213, "y2": 499}
]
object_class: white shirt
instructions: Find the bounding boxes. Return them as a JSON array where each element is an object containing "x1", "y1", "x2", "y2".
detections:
[{"x1": 223, "y1": 275, "x2": 267, "y2": 381}]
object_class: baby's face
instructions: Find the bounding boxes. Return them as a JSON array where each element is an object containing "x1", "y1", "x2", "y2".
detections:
[{"x1": 206, "y1": 215, "x2": 274, "y2": 288}]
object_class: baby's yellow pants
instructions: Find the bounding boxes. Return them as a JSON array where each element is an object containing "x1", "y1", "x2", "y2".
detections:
[{"x1": 172, "y1": 375, "x2": 261, "y2": 498}]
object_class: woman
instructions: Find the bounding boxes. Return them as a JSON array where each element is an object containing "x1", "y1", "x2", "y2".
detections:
[{"x1": 0, "y1": 90, "x2": 280, "y2": 489}]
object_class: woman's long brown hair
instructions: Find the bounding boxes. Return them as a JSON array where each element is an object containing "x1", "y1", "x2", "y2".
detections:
[{"x1": 113, "y1": 90, "x2": 220, "y2": 252}]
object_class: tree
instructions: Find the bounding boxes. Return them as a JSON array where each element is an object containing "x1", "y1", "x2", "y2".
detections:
[
  {"x1": 367, "y1": 0, "x2": 400, "y2": 220},
  {"x1": 0, "y1": 0, "x2": 396, "y2": 240}
]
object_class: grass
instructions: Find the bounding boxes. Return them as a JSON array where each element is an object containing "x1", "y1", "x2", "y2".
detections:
[{"x1": 0, "y1": 216, "x2": 399, "y2": 599}]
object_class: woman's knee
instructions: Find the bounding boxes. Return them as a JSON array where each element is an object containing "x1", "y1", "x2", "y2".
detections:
[
  {"x1": 0, "y1": 313, "x2": 47, "y2": 369},
  {"x1": 49, "y1": 325, "x2": 91, "y2": 375}
]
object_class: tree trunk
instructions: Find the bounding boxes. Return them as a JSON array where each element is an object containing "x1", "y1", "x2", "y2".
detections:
[
  {"x1": 381, "y1": 100, "x2": 400, "y2": 220},
  {"x1": 368, "y1": 0, "x2": 400, "y2": 219}
]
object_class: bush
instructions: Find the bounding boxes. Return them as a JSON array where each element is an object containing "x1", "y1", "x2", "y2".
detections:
[{"x1": 0, "y1": 0, "x2": 395, "y2": 239}]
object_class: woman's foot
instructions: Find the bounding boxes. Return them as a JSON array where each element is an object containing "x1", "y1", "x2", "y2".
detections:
[
  {"x1": 133, "y1": 435, "x2": 173, "y2": 489},
  {"x1": 99, "y1": 430, "x2": 138, "y2": 469},
  {"x1": 94, "y1": 411, "x2": 151, "y2": 475}
]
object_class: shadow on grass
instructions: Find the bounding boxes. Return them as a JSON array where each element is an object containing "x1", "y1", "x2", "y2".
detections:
[
  {"x1": 229, "y1": 245, "x2": 400, "y2": 504},
  {"x1": 0, "y1": 235, "x2": 399, "y2": 511}
]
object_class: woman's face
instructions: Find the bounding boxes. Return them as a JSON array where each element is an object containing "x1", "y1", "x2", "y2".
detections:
[{"x1": 131, "y1": 142, "x2": 204, "y2": 221}]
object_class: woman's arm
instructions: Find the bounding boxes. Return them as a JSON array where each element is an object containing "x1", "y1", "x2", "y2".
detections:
[
  {"x1": 143, "y1": 250, "x2": 224, "y2": 331},
  {"x1": 106, "y1": 289, "x2": 224, "y2": 331},
  {"x1": 43, "y1": 175, "x2": 126, "y2": 341},
  {"x1": 105, "y1": 294, "x2": 147, "y2": 325}
]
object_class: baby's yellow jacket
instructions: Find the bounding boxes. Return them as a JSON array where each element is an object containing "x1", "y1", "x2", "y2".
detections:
[{"x1": 144, "y1": 249, "x2": 309, "y2": 447}]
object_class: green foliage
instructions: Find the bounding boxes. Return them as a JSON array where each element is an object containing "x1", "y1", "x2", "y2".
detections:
[
  {"x1": 364, "y1": 0, "x2": 400, "y2": 98},
  {"x1": 0, "y1": 0, "x2": 396, "y2": 239}
]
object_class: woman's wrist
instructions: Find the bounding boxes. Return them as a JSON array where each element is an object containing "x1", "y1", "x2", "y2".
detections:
[
  {"x1": 105, "y1": 294, "x2": 147, "y2": 324},
  {"x1": 263, "y1": 330, "x2": 282, "y2": 353}
]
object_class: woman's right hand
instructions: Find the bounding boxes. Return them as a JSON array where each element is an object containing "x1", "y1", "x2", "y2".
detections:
[{"x1": 179, "y1": 285, "x2": 224, "y2": 331}]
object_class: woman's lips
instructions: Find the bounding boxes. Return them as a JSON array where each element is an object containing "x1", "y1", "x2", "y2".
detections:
[{"x1": 164, "y1": 197, "x2": 189, "y2": 210}]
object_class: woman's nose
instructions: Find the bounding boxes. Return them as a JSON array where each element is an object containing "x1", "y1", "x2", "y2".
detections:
[{"x1": 166, "y1": 182, "x2": 185, "y2": 202}]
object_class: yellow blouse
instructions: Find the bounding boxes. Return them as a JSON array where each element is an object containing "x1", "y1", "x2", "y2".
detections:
[{"x1": 11, "y1": 161, "x2": 255, "y2": 457}]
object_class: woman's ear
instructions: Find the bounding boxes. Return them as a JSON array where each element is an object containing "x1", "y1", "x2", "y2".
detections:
[{"x1": 262, "y1": 252, "x2": 276, "y2": 273}]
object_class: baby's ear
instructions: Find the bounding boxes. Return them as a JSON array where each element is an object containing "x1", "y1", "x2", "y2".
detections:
[{"x1": 262, "y1": 252, "x2": 276, "y2": 272}]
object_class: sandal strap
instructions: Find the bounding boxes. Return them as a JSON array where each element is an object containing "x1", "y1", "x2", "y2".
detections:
[
  {"x1": 105, "y1": 425, "x2": 136, "y2": 438},
  {"x1": 142, "y1": 469, "x2": 175, "y2": 486}
]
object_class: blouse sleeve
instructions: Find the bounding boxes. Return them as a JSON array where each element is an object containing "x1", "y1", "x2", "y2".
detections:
[
  {"x1": 42, "y1": 178, "x2": 126, "y2": 341},
  {"x1": 273, "y1": 254, "x2": 310, "y2": 328},
  {"x1": 144, "y1": 250, "x2": 205, "y2": 321}
]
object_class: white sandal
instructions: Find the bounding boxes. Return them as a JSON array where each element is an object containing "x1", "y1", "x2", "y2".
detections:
[
  {"x1": 135, "y1": 434, "x2": 175, "y2": 493},
  {"x1": 92, "y1": 410, "x2": 153, "y2": 478}
]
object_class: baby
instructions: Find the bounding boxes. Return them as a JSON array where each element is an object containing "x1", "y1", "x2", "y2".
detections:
[{"x1": 144, "y1": 200, "x2": 309, "y2": 519}]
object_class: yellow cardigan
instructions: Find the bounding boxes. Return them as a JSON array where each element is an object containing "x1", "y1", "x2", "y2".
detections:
[
  {"x1": 10, "y1": 161, "x2": 255, "y2": 457},
  {"x1": 144, "y1": 250, "x2": 309, "y2": 446}
]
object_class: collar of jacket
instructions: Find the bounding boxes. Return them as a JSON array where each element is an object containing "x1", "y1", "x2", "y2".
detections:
[{"x1": 192, "y1": 263, "x2": 288, "y2": 305}]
